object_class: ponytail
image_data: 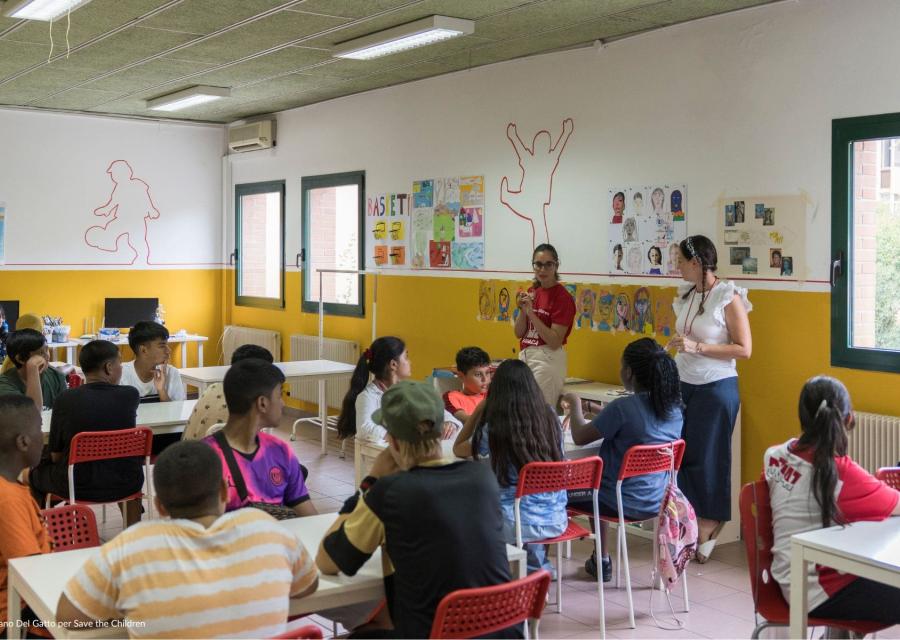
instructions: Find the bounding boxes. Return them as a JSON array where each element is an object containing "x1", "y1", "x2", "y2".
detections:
[
  {"x1": 335, "y1": 336, "x2": 406, "y2": 439},
  {"x1": 797, "y1": 376, "x2": 853, "y2": 528},
  {"x1": 622, "y1": 337, "x2": 682, "y2": 419}
]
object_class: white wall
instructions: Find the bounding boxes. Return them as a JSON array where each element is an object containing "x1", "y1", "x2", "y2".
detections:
[
  {"x1": 228, "y1": 0, "x2": 900, "y2": 292},
  {"x1": 0, "y1": 109, "x2": 224, "y2": 269}
]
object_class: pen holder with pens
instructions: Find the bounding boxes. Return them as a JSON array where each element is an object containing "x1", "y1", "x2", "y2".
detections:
[{"x1": 51, "y1": 325, "x2": 71, "y2": 343}]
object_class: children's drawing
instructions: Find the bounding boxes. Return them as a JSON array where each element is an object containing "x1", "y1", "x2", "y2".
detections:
[
  {"x1": 631, "y1": 287, "x2": 654, "y2": 334},
  {"x1": 497, "y1": 287, "x2": 511, "y2": 322},
  {"x1": 460, "y1": 176, "x2": 485, "y2": 208},
  {"x1": 85, "y1": 160, "x2": 160, "y2": 264},
  {"x1": 576, "y1": 287, "x2": 596, "y2": 330},
  {"x1": 411, "y1": 209, "x2": 432, "y2": 268},
  {"x1": 435, "y1": 177, "x2": 460, "y2": 212},
  {"x1": 389, "y1": 246, "x2": 405, "y2": 266},
  {"x1": 389, "y1": 220, "x2": 405, "y2": 241},
  {"x1": 433, "y1": 210, "x2": 455, "y2": 242},
  {"x1": 626, "y1": 245, "x2": 642, "y2": 273},
  {"x1": 451, "y1": 242, "x2": 484, "y2": 270},
  {"x1": 478, "y1": 280, "x2": 495, "y2": 321},
  {"x1": 611, "y1": 191, "x2": 625, "y2": 224},
  {"x1": 458, "y1": 207, "x2": 483, "y2": 238},
  {"x1": 499, "y1": 118, "x2": 574, "y2": 246},
  {"x1": 623, "y1": 217, "x2": 638, "y2": 242},
  {"x1": 613, "y1": 292, "x2": 632, "y2": 332},
  {"x1": 671, "y1": 189, "x2": 685, "y2": 222},
  {"x1": 595, "y1": 290, "x2": 614, "y2": 332},
  {"x1": 511, "y1": 285, "x2": 527, "y2": 323},
  {"x1": 373, "y1": 246, "x2": 388, "y2": 266},
  {"x1": 655, "y1": 297, "x2": 675, "y2": 338},
  {"x1": 668, "y1": 243, "x2": 680, "y2": 275},
  {"x1": 429, "y1": 240, "x2": 451, "y2": 268},
  {"x1": 564, "y1": 283, "x2": 577, "y2": 300},
  {"x1": 646, "y1": 245, "x2": 663, "y2": 275}
]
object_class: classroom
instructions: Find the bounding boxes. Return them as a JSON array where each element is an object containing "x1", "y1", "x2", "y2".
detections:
[{"x1": 1, "y1": 0, "x2": 899, "y2": 638}]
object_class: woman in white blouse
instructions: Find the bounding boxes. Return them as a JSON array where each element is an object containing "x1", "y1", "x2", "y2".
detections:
[{"x1": 669, "y1": 235, "x2": 752, "y2": 563}]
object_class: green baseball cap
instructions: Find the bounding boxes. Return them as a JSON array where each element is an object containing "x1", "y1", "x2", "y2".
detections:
[{"x1": 372, "y1": 380, "x2": 444, "y2": 442}]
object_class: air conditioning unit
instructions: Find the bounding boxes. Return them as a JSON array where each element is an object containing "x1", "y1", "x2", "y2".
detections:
[{"x1": 228, "y1": 120, "x2": 275, "y2": 153}]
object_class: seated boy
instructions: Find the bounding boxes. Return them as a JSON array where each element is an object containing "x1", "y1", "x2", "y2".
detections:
[
  {"x1": 0, "y1": 396, "x2": 50, "y2": 630},
  {"x1": 29, "y1": 340, "x2": 143, "y2": 526},
  {"x1": 120, "y1": 321, "x2": 185, "y2": 403},
  {"x1": 317, "y1": 381, "x2": 517, "y2": 639},
  {"x1": 0, "y1": 328, "x2": 67, "y2": 411},
  {"x1": 444, "y1": 346, "x2": 492, "y2": 422},
  {"x1": 203, "y1": 359, "x2": 316, "y2": 516},
  {"x1": 57, "y1": 441, "x2": 319, "y2": 638},
  {"x1": 182, "y1": 344, "x2": 273, "y2": 441}
]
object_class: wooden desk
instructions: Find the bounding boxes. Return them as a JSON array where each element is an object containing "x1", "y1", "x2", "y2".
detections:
[
  {"x1": 40, "y1": 400, "x2": 197, "y2": 443},
  {"x1": 789, "y1": 518, "x2": 900, "y2": 638},
  {"x1": 5, "y1": 513, "x2": 526, "y2": 639}
]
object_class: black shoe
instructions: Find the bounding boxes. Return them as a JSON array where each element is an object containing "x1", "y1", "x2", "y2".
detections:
[{"x1": 584, "y1": 552, "x2": 613, "y2": 582}]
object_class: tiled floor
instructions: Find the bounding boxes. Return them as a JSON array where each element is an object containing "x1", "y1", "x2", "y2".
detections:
[{"x1": 96, "y1": 414, "x2": 900, "y2": 640}]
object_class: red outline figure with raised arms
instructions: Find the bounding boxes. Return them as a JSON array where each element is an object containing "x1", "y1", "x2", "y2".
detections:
[
  {"x1": 85, "y1": 160, "x2": 160, "y2": 264},
  {"x1": 500, "y1": 118, "x2": 574, "y2": 247}
]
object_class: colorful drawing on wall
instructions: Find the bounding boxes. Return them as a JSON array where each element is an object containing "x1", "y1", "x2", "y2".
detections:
[
  {"x1": 366, "y1": 191, "x2": 410, "y2": 269},
  {"x1": 631, "y1": 287, "x2": 654, "y2": 334},
  {"x1": 512, "y1": 285, "x2": 527, "y2": 323},
  {"x1": 451, "y1": 242, "x2": 484, "y2": 270},
  {"x1": 612, "y1": 292, "x2": 632, "y2": 332},
  {"x1": 478, "y1": 280, "x2": 495, "y2": 321},
  {"x1": 0, "y1": 201, "x2": 5, "y2": 265},
  {"x1": 413, "y1": 179, "x2": 433, "y2": 209},
  {"x1": 576, "y1": 286, "x2": 597, "y2": 330},
  {"x1": 458, "y1": 207, "x2": 483, "y2": 238},
  {"x1": 497, "y1": 287, "x2": 511, "y2": 322},
  {"x1": 564, "y1": 284, "x2": 577, "y2": 301},
  {"x1": 84, "y1": 160, "x2": 160, "y2": 264},
  {"x1": 429, "y1": 240, "x2": 451, "y2": 268},
  {"x1": 411, "y1": 209, "x2": 432, "y2": 269},
  {"x1": 460, "y1": 175, "x2": 485, "y2": 208},
  {"x1": 655, "y1": 296, "x2": 675, "y2": 338},
  {"x1": 499, "y1": 118, "x2": 574, "y2": 246},
  {"x1": 608, "y1": 184, "x2": 687, "y2": 276},
  {"x1": 433, "y1": 210, "x2": 455, "y2": 242},
  {"x1": 594, "y1": 290, "x2": 614, "y2": 332}
]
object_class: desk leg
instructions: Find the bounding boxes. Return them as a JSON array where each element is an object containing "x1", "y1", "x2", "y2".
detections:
[
  {"x1": 318, "y1": 379, "x2": 327, "y2": 455},
  {"x1": 789, "y1": 539, "x2": 809, "y2": 639},
  {"x1": 181, "y1": 343, "x2": 187, "y2": 368},
  {"x1": 67, "y1": 345, "x2": 75, "y2": 365},
  {"x1": 7, "y1": 579, "x2": 22, "y2": 640},
  {"x1": 198, "y1": 343, "x2": 204, "y2": 367}
]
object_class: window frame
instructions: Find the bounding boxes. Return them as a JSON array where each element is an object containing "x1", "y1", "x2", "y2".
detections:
[
  {"x1": 300, "y1": 171, "x2": 366, "y2": 317},
  {"x1": 831, "y1": 112, "x2": 900, "y2": 372},
  {"x1": 234, "y1": 180, "x2": 286, "y2": 310}
]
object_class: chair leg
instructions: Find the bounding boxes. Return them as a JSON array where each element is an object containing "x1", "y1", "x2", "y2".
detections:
[
  {"x1": 621, "y1": 524, "x2": 635, "y2": 629},
  {"x1": 340, "y1": 437, "x2": 347, "y2": 460},
  {"x1": 681, "y1": 569, "x2": 690, "y2": 612},
  {"x1": 615, "y1": 526, "x2": 621, "y2": 588},
  {"x1": 556, "y1": 542, "x2": 563, "y2": 615},
  {"x1": 565, "y1": 539, "x2": 572, "y2": 558}
]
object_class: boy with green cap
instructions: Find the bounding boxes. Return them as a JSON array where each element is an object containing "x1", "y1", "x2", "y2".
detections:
[{"x1": 316, "y1": 380, "x2": 518, "y2": 639}]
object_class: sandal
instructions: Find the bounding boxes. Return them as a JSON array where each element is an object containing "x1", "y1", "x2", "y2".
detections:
[{"x1": 696, "y1": 521, "x2": 726, "y2": 564}]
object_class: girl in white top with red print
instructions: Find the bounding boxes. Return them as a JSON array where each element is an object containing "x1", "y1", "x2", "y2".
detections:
[
  {"x1": 513, "y1": 243, "x2": 576, "y2": 409},
  {"x1": 765, "y1": 376, "x2": 900, "y2": 623}
]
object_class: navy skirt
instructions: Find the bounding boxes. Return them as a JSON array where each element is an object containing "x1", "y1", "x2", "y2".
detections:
[{"x1": 677, "y1": 376, "x2": 740, "y2": 522}]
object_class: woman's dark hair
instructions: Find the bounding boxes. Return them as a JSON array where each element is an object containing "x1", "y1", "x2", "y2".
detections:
[
  {"x1": 679, "y1": 235, "x2": 719, "y2": 313},
  {"x1": 532, "y1": 243, "x2": 560, "y2": 287},
  {"x1": 472, "y1": 360, "x2": 562, "y2": 487},
  {"x1": 6, "y1": 329, "x2": 46, "y2": 368},
  {"x1": 796, "y1": 376, "x2": 854, "y2": 528},
  {"x1": 336, "y1": 336, "x2": 406, "y2": 439},
  {"x1": 622, "y1": 338, "x2": 682, "y2": 419}
]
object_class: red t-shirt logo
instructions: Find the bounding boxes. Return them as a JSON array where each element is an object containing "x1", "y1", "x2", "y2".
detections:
[{"x1": 269, "y1": 467, "x2": 284, "y2": 486}]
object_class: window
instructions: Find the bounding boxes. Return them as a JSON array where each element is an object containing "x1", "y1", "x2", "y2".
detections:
[
  {"x1": 831, "y1": 113, "x2": 900, "y2": 372},
  {"x1": 300, "y1": 171, "x2": 364, "y2": 316},
  {"x1": 235, "y1": 181, "x2": 285, "y2": 308}
]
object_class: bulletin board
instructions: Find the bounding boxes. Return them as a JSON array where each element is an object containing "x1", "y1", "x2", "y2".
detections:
[
  {"x1": 411, "y1": 175, "x2": 485, "y2": 270},
  {"x1": 716, "y1": 194, "x2": 806, "y2": 280}
]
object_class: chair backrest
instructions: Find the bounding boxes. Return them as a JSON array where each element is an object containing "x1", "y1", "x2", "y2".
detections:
[
  {"x1": 876, "y1": 467, "x2": 900, "y2": 491},
  {"x1": 516, "y1": 457, "x2": 603, "y2": 498},
  {"x1": 429, "y1": 569, "x2": 551, "y2": 639},
  {"x1": 68, "y1": 427, "x2": 153, "y2": 464},
  {"x1": 41, "y1": 504, "x2": 100, "y2": 552},
  {"x1": 618, "y1": 439, "x2": 685, "y2": 480},
  {"x1": 739, "y1": 479, "x2": 786, "y2": 616},
  {"x1": 270, "y1": 624, "x2": 323, "y2": 639}
]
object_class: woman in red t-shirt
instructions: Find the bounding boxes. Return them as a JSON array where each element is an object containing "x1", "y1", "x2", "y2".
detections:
[{"x1": 513, "y1": 243, "x2": 576, "y2": 409}]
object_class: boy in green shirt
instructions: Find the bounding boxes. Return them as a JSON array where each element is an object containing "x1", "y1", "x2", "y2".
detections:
[{"x1": 0, "y1": 329, "x2": 66, "y2": 411}]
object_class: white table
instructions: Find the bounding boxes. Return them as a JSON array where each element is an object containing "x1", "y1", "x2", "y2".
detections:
[
  {"x1": 48, "y1": 335, "x2": 208, "y2": 367},
  {"x1": 180, "y1": 360, "x2": 356, "y2": 455},
  {"x1": 789, "y1": 518, "x2": 900, "y2": 638},
  {"x1": 40, "y1": 400, "x2": 197, "y2": 442},
  {"x1": 562, "y1": 380, "x2": 630, "y2": 404},
  {"x1": 6, "y1": 513, "x2": 526, "y2": 639}
]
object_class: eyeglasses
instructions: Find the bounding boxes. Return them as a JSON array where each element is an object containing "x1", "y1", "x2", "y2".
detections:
[{"x1": 532, "y1": 261, "x2": 558, "y2": 270}]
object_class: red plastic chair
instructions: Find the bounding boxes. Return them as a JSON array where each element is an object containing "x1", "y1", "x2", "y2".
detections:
[
  {"x1": 876, "y1": 466, "x2": 900, "y2": 490},
  {"x1": 515, "y1": 457, "x2": 605, "y2": 638},
  {"x1": 739, "y1": 480, "x2": 889, "y2": 638},
  {"x1": 47, "y1": 427, "x2": 154, "y2": 523},
  {"x1": 270, "y1": 624, "x2": 323, "y2": 639},
  {"x1": 429, "y1": 570, "x2": 551, "y2": 640},
  {"x1": 41, "y1": 504, "x2": 100, "y2": 552}
]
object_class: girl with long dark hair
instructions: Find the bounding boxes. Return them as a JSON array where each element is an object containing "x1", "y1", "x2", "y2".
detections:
[
  {"x1": 564, "y1": 338, "x2": 683, "y2": 581},
  {"x1": 669, "y1": 234, "x2": 751, "y2": 562},
  {"x1": 513, "y1": 243, "x2": 576, "y2": 409},
  {"x1": 453, "y1": 359, "x2": 567, "y2": 575},
  {"x1": 766, "y1": 376, "x2": 900, "y2": 623}
]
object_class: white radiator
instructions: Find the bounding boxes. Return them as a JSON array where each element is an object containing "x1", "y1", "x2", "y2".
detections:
[
  {"x1": 289, "y1": 334, "x2": 359, "y2": 409},
  {"x1": 221, "y1": 325, "x2": 282, "y2": 364},
  {"x1": 848, "y1": 411, "x2": 900, "y2": 473}
]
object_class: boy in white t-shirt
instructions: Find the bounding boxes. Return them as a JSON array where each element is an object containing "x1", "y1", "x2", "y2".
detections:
[{"x1": 120, "y1": 321, "x2": 185, "y2": 402}]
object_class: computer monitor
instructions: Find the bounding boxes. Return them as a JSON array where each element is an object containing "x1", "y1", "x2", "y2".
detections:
[
  {"x1": 0, "y1": 300, "x2": 20, "y2": 331},
  {"x1": 104, "y1": 298, "x2": 158, "y2": 329}
]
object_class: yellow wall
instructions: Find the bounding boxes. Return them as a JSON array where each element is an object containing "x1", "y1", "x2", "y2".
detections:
[
  {"x1": 1, "y1": 269, "x2": 222, "y2": 368},
  {"x1": 225, "y1": 272, "x2": 900, "y2": 485}
]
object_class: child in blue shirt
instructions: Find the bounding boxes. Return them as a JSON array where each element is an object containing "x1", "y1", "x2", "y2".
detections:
[
  {"x1": 454, "y1": 359, "x2": 567, "y2": 575},
  {"x1": 563, "y1": 337, "x2": 683, "y2": 581}
]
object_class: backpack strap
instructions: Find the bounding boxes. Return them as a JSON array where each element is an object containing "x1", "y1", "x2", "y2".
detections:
[{"x1": 213, "y1": 430, "x2": 249, "y2": 503}]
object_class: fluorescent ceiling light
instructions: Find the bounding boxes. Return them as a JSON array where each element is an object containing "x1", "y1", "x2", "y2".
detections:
[
  {"x1": 333, "y1": 15, "x2": 474, "y2": 60},
  {"x1": 146, "y1": 86, "x2": 231, "y2": 112},
  {"x1": 4, "y1": 0, "x2": 90, "y2": 21}
]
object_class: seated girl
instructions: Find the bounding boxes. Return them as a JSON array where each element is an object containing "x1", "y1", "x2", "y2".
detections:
[
  {"x1": 454, "y1": 359, "x2": 567, "y2": 575},
  {"x1": 765, "y1": 376, "x2": 900, "y2": 624},
  {"x1": 336, "y1": 336, "x2": 460, "y2": 444},
  {"x1": 563, "y1": 337, "x2": 683, "y2": 581}
]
